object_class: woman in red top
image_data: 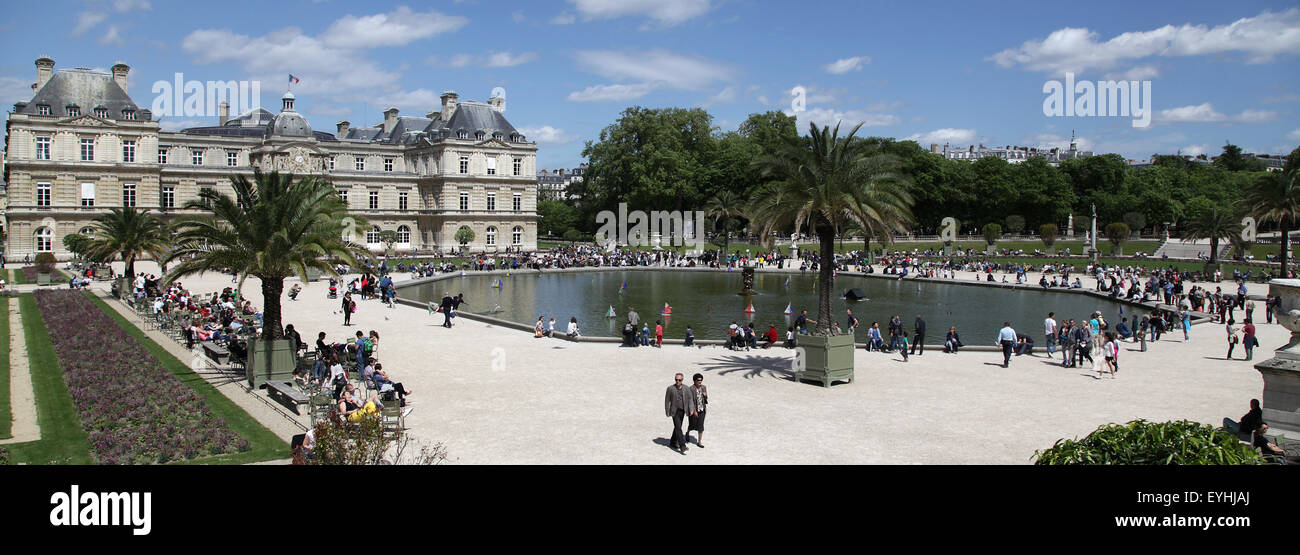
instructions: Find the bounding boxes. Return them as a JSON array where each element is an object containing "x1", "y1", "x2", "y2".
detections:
[
  {"x1": 655, "y1": 321, "x2": 664, "y2": 347},
  {"x1": 1242, "y1": 319, "x2": 1257, "y2": 361},
  {"x1": 764, "y1": 325, "x2": 779, "y2": 348}
]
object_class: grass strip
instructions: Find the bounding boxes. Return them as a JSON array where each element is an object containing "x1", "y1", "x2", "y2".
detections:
[
  {"x1": 0, "y1": 297, "x2": 10, "y2": 438},
  {"x1": 3, "y1": 294, "x2": 92, "y2": 465},
  {"x1": 83, "y1": 291, "x2": 288, "y2": 464}
]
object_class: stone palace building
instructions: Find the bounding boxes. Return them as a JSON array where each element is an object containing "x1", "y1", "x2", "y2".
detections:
[{"x1": 2, "y1": 57, "x2": 540, "y2": 261}]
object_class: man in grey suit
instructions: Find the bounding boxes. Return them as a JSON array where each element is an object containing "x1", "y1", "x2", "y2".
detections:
[{"x1": 664, "y1": 373, "x2": 693, "y2": 454}]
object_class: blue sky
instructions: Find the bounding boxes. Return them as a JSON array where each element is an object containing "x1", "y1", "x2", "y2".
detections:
[{"x1": 2, "y1": 0, "x2": 1298, "y2": 169}]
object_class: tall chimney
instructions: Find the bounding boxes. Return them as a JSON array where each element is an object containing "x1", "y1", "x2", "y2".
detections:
[
  {"x1": 218, "y1": 101, "x2": 230, "y2": 125},
  {"x1": 337, "y1": 120, "x2": 350, "y2": 138},
  {"x1": 440, "y1": 91, "x2": 458, "y2": 122},
  {"x1": 383, "y1": 107, "x2": 399, "y2": 134},
  {"x1": 35, "y1": 56, "x2": 55, "y2": 90},
  {"x1": 111, "y1": 62, "x2": 130, "y2": 94}
]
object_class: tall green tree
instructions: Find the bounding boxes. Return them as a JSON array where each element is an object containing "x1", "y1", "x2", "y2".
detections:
[
  {"x1": 84, "y1": 207, "x2": 171, "y2": 279},
  {"x1": 163, "y1": 170, "x2": 369, "y2": 341},
  {"x1": 751, "y1": 122, "x2": 909, "y2": 334},
  {"x1": 704, "y1": 190, "x2": 746, "y2": 257},
  {"x1": 1243, "y1": 169, "x2": 1300, "y2": 277}
]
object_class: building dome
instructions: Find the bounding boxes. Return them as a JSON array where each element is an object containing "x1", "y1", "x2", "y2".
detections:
[{"x1": 267, "y1": 91, "x2": 313, "y2": 137}]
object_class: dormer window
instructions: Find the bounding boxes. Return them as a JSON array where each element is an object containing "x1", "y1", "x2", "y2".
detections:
[
  {"x1": 122, "y1": 109, "x2": 136, "y2": 121},
  {"x1": 94, "y1": 108, "x2": 108, "y2": 119},
  {"x1": 66, "y1": 105, "x2": 80, "y2": 117},
  {"x1": 475, "y1": 131, "x2": 485, "y2": 141},
  {"x1": 457, "y1": 130, "x2": 468, "y2": 140},
  {"x1": 37, "y1": 104, "x2": 51, "y2": 116}
]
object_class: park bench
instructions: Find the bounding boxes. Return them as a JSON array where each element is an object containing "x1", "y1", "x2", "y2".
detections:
[
  {"x1": 201, "y1": 341, "x2": 230, "y2": 365},
  {"x1": 266, "y1": 380, "x2": 309, "y2": 413}
]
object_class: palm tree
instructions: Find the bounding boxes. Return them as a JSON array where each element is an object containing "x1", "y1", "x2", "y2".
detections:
[
  {"x1": 704, "y1": 191, "x2": 745, "y2": 258},
  {"x1": 1180, "y1": 204, "x2": 1241, "y2": 268},
  {"x1": 1243, "y1": 169, "x2": 1300, "y2": 277},
  {"x1": 844, "y1": 152, "x2": 913, "y2": 256},
  {"x1": 163, "y1": 169, "x2": 369, "y2": 341},
  {"x1": 83, "y1": 207, "x2": 171, "y2": 279},
  {"x1": 751, "y1": 122, "x2": 912, "y2": 334}
]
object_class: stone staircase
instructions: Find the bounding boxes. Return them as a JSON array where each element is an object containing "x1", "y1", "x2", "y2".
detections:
[{"x1": 1152, "y1": 239, "x2": 1231, "y2": 260}]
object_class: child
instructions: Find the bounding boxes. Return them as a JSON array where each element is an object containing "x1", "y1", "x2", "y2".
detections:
[
  {"x1": 655, "y1": 321, "x2": 664, "y2": 347},
  {"x1": 684, "y1": 326, "x2": 695, "y2": 347},
  {"x1": 900, "y1": 331, "x2": 910, "y2": 362},
  {"x1": 641, "y1": 323, "x2": 651, "y2": 346},
  {"x1": 785, "y1": 326, "x2": 795, "y2": 348}
]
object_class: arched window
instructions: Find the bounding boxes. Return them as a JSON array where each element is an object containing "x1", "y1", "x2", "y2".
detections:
[
  {"x1": 35, "y1": 227, "x2": 53, "y2": 252},
  {"x1": 396, "y1": 225, "x2": 411, "y2": 244},
  {"x1": 485, "y1": 226, "x2": 497, "y2": 246},
  {"x1": 79, "y1": 226, "x2": 96, "y2": 239},
  {"x1": 366, "y1": 225, "x2": 381, "y2": 244},
  {"x1": 512, "y1": 226, "x2": 523, "y2": 246}
]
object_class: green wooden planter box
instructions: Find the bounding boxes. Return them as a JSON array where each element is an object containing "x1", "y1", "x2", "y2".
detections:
[
  {"x1": 797, "y1": 333, "x2": 855, "y2": 387},
  {"x1": 36, "y1": 272, "x2": 52, "y2": 286},
  {"x1": 305, "y1": 267, "x2": 325, "y2": 282},
  {"x1": 247, "y1": 338, "x2": 298, "y2": 389}
]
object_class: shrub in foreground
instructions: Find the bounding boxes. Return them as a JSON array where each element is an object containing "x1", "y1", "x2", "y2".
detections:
[{"x1": 1033, "y1": 419, "x2": 1266, "y2": 465}]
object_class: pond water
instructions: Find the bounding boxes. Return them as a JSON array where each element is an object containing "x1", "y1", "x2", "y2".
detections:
[{"x1": 401, "y1": 270, "x2": 1131, "y2": 342}]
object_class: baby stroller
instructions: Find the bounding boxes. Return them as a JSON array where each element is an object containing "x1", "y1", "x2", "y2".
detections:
[{"x1": 327, "y1": 278, "x2": 338, "y2": 299}]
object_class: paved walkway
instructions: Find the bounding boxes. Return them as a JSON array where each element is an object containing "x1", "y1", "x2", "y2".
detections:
[
  {"x1": 1, "y1": 296, "x2": 40, "y2": 444},
  {"x1": 69, "y1": 261, "x2": 1270, "y2": 465}
]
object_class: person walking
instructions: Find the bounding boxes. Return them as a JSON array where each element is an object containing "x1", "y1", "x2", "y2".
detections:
[
  {"x1": 911, "y1": 315, "x2": 926, "y2": 356},
  {"x1": 342, "y1": 293, "x2": 354, "y2": 326},
  {"x1": 1100, "y1": 332, "x2": 1118, "y2": 379},
  {"x1": 900, "y1": 332, "x2": 910, "y2": 362},
  {"x1": 1137, "y1": 315, "x2": 1149, "y2": 352},
  {"x1": 1073, "y1": 320, "x2": 1094, "y2": 368},
  {"x1": 846, "y1": 309, "x2": 859, "y2": 336},
  {"x1": 1225, "y1": 318, "x2": 1240, "y2": 360},
  {"x1": 1044, "y1": 312, "x2": 1057, "y2": 357},
  {"x1": 687, "y1": 373, "x2": 708, "y2": 448},
  {"x1": 439, "y1": 293, "x2": 454, "y2": 328},
  {"x1": 1243, "y1": 319, "x2": 1257, "y2": 361},
  {"x1": 664, "y1": 373, "x2": 692, "y2": 454},
  {"x1": 996, "y1": 321, "x2": 1016, "y2": 368},
  {"x1": 1059, "y1": 320, "x2": 1075, "y2": 367},
  {"x1": 1179, "y1": 306, "x2": 1191, "y2": 342}
]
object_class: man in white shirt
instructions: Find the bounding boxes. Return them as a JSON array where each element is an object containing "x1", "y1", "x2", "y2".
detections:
[
  {"x1": 996, "y1": 322, "x2": 1017, "y2": 368},
  {"x1": 1044, "y1": 312, "x2": 1057, "y2": 357}
]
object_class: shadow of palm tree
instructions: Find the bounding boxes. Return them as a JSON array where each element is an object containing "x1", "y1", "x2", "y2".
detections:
[{"x1": 699, "y1": 353, "x2": 794, "y2": 380}]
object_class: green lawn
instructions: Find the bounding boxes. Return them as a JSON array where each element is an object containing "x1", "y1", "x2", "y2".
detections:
[
  {"x1": 3, "y1": 294, "x2": 93, "y2": 465},
  {"x1": 0, "y1": 297, "x2": 10, "y2": 439},
  {"x1": 12, "y1": 269, "x2": 26, "y2": 285},
  {"x1": 84, "y1": 291, "x2": 288, "y2": 464}
]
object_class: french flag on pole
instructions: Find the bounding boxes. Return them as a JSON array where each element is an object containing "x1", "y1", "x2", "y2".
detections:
[{"x1": 289, "y1": 74, "x2": 300, "y2": 86}]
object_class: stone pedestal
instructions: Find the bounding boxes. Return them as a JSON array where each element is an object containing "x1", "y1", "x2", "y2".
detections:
[
  {"x1": 985, "y1": 244, "x2": 997, "y2": 256},
  {"x1": 943, "y1": 243, "x2": 953, "y2": 256},
  {"x1": 739, "y1": 266, "x2": 756, "y2": 295},
  {"x1": 1254, "y1": 279, "x2": 1300, "y2": 433}
]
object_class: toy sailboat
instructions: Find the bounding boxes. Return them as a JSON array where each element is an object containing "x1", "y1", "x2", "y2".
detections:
[
  {"x1": 744, "y1": 302, "x2": 756, "y2": 314},
  {"x1": 606, "y1": 306, "x2": 617, "y2": 319},
  {"x1": 783, "y1": 303, "x2": 794, "y2": 316},
  {"x1": 618, "y1": 280, "x2": 627, "y2": 294},
  {"x1": 491, "y1": 278, "x2": 504, "y2": 288},
  {"x1": 661, "y1": 303, "x2": 672, "y2": 315},
  {"x1": 783, "y1": 276, "x2": 791, "y2": 288}
]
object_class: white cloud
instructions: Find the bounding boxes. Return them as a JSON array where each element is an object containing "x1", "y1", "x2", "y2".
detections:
[
  {"x1": 370, "y1": 89, "x2": 441, "y2": 112},
  {"x1": 550, "y1": 13, "x2": 576, "y2": 24},
  {"x1": 566, "y1": 83, "x2": 657, "y2": 102},
  {"x1": 709, "y1": 86, "x2": 736, "y2": 103},
  {"x1": 1288, "y1": 128, "x2": 1300, "y2": 141},
  {"x1": 0, "y1": 76, "x2": 34, "y2": 105},
  {"x1": 432, "y1": 51, "x2": 539, "y2": 68},
  {"x1": 512, "y1": 10, "x2": 526, "y2": 23},
  {"x1": 1157, "y1": 102, "x2": 1280, "y2": 124},
  {"x1": 99, "y1": 25, "x2": 124, "y2": 46},
  {"x1": 1104, "y1": 65, "x2": 1159, "y2": 80},
  {"x1": 824, "y1": 56, "x2": 870, "y2": 74},
  {"x1": 1181, "y1": 144, "x2": 1211, "y2": 156},
  {"x1": 73, "y1": 12, "x2": 106, "y2": 35},
  {"x1": 574, "y1": 49, "x2": 733, "y2": 90},
  {"x1": 989, "y1": 8, "x2": 1300, "y2": 73},
  {"x1": 323, "y1": 7, "x2": 467, "y2": 49},
  {"x1": 568, "y1": 0, "x2": 712, "y2": 26},
  {"x1": 517, "y1": 125, "x2": 577, "y2": 144},
  {"x1": 789, "y1": 107, "x2": 899, "y2": 131},
  {"x1": 113, "y1": 0, "x2": 150, "y2": 11},
  {"x1": 905, "y1": 128, "x2": 978, "y2": 145}
]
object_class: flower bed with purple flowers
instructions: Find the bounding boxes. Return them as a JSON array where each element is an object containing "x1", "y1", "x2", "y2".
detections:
[
  {"x1": 21, "y1": 266, "x2": 37, "y2": 283},
  {"x1": 34, "y1": 289, "x2": 248, "y2": 463}
]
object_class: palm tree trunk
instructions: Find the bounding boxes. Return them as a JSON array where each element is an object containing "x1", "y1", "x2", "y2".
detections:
[
  {"x1": 1209, "y1": 237, "x2": 1218, "y2": 265},
  {"x1": 125, "y1": 253, "x2": 136, "y2": 279},
  {"x1": 863, "y1": 235, "x2": 870, "y2": 257},
  {"x1": 816, "y1": 220, "x2": 836, "y2": 335},
  {"x1": 261, "y1": 277, "x2": 284, "y2": 340},
  {"x1": 1282, "y1": 220, "x2": 1291, "y2": 278}
]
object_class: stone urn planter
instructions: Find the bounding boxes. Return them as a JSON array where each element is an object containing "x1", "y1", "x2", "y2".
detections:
[
  {"x1": 797, "y1": 334, "x2": 855, "y2": 387},
  {"x1": 1254, "y1": 279, "x2": 1300, "y2": 433},
  {"x1": 246, "y1": 338, "x2": 297, "y2": 389}
]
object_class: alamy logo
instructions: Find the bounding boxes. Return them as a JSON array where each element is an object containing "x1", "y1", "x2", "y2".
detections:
[
  {"x1": 151, "y1": 73, "x2": 262, "y2": 118},
  {"x1": 595, "y1": 203, "x2": 705, "y2": 249},
  {"x1": 1042, "y1": 73, "x2": 1151, "y2": 128},
  {"x1": 50, "y1": 485, "x2": 152, "y2": 536}
]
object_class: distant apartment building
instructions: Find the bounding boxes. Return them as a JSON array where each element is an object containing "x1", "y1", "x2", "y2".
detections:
[
  {"x1": 536, "y1": 163, "x2": 587, "y2": 201},
  {"x1": 930, "y1": 141, "x2": 1092, "y2": 165}
]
